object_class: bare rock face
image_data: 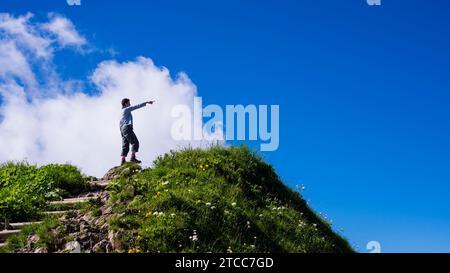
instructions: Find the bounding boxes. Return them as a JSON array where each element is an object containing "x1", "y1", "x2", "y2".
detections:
[
  {"x1": 64, "y1": 241, "x2": 81, "y2": 253},
  {"x1": 34, "y1": 247, "x2": 48, "y2": 253},
  {"x1": 92, "y1": 239, "x2": 111, "y2": 253},
  {"x1": 26, "y1": 234, "x2": 40, "y2": 250},
  {"x1": 102, "y1": 166, "x2": 122, "y2": 181},
  {"x1": 102, "y1": 164, "x2": 142, "y2": 182},
  {"x1": 108, "y1": 230, "x2": 126, "y2": 252}
]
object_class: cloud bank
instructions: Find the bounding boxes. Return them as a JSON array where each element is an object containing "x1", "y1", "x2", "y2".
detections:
[{"x1": 0, "y1": 13, "x2": 221, "y2": 177}]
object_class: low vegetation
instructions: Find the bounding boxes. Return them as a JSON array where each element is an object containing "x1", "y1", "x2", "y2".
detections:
[
  {"x1": 0, "y1": 162, "x2": 87, "y2": 222},
  {"x1": 0, "y1": 146, "x2": 353, "y2": 253},
  {"x1": 106, "y1": 146, "x2": 352, "y2": 253}
]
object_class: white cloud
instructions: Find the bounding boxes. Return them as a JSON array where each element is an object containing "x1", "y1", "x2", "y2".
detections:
[
  {"x1": 0, "y1": 40, "x2": 37, "y2": 87},
  {"x1": 0, "y1": 12, "x2": 52, "y2": 59},
  {"x1": 0, "y1": 13, "x2": 222, "y2": 177},
  {"x1": 41, "y1": 14, "x2": 86, "y2": 49}
]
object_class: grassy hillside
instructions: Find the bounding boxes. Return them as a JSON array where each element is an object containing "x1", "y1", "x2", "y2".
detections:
[
  {"x1": 106, "y1": 146, "x2": 352, "y2": 253},
  {"x1": 0, "y1": 146, "x2": 353, "y2": 253}
]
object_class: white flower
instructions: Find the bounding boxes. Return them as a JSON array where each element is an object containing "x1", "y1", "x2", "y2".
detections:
[
  {"x1": 189, "y1": 230, "x2": 199, "y2": 242},
  {"x1": 210, "y1": 206, "x2": 216, "y2": 210},
  {"x1": 231, "y1": 202, "x2": 237, "y2": 207},
  {"x1": 205, "y1": 202, "x2": 212, "y2": 206},
  {"x1": 162, "y1": 181, "x2": 170, "y2": 186},
  {"x1": 170, "y1": 213, "x2": 176, "y2": 217}
]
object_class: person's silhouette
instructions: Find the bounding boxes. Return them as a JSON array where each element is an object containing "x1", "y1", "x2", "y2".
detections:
[{"x1": 119, "y1": 98, "x2": 154, "y2": 165}]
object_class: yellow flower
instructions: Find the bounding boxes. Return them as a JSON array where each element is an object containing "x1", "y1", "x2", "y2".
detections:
[
  {"x1": 128, "y1": 248, "x2": 141, "y2": 253},
  {"x1": 145, "y1": 211, "x2": 153, "y2": 218}
]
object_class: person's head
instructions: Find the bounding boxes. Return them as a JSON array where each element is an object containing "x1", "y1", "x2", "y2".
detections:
[{"x1": 121, "y1": 98, "x2": 130, "y2": 108}]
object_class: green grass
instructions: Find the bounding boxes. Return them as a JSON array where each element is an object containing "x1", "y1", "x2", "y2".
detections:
[
  {"x1": 0, "y1": 162, "x2": 87, "y2": 222},
  {"x1": 107, "y1": 145, "x2": 353, "y2": 253},
  {"x1": 0, "y1": 145, "x2": 353, "y2": 253},
  {"x1": 0, "y1": 216, "x2": 61, "y2": 253}
]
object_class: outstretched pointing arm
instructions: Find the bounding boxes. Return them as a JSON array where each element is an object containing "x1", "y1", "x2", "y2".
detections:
[{"x1": 127, "y1": 101, "x2": 153, "y2": 112}]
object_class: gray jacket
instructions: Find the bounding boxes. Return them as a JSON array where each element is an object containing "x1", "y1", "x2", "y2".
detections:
[{"x1": 120, "y1": 102, "x2": 147, "y2": 130}]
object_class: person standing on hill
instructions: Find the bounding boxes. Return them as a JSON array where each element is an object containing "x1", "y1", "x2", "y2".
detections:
[{"x1": 120, "y1": 98, "x2": 154, "y2": 165}]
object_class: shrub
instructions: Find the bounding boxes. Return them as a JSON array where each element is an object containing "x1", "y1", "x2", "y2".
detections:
[
  {"x1": 0, "y1": 161, "x2": 86, "y2": 222},
  {"x1": 37, "y1": 164, "x2": 86, "y2": 197}
]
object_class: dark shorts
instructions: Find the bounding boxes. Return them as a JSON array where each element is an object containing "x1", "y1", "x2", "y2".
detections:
[{"x1": 120, "y1": 125, "x2": 139, "y2": 156}]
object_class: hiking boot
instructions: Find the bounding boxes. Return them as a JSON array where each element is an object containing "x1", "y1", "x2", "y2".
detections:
[{"x1": 130, "y1": 157, "x2": 142, "y2": 164}]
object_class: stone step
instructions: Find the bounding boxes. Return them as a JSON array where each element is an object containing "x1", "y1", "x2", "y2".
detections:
[
  {"x1": 0, "y1": 229, "x2": 21, "y2": 241},
  {"x1": 9, "y1": 222, "x2": 42, "y2": 230},
  {"x1": 89, "y1": 180, "x2": 110, "y2": 190},
  {"x1": 43, "y1": 210, "x2": 69, "y2": 215},
  {"x1": 50, "y1": 196, "x2": 97, "y2": 205}
]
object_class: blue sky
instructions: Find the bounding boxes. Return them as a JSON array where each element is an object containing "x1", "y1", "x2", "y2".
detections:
[{"x1": 2, "y1": 0, "x2": 450, "y2": 252}]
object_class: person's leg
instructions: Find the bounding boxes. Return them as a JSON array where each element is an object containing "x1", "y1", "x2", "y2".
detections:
[
  {"x1": 121, "y1": 129, "x2": 130, "y2": 164},
  {"x1": 129, "y1": 130, "x2": 140, "y2": 163},
  {"x1": 123, "y1": 126, "x2": 141, "y2": 163}
]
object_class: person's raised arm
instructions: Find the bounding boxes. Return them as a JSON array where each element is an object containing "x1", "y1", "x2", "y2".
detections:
[{"x1": 126, "y1": 100, "x2": 155, "y2": 112}]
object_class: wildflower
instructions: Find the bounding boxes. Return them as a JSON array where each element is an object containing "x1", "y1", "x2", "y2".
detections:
[
  {"x1": 145, "y1": 211, "x2": 153, "y2": 218},
  {"x1": 128, "y1": 248, "x2": 141, "y2": 253},
  {"x1": 227, "y1": 246, "x2": 233, "y2": 253},
  {"x1": 170, "y1": 213, "x2": 176, "y2": 217},
  {"x1": 153, "y1": 211, "x2": 164, "y2": 216},
  {"x1": 189, "y1": 230, "x2": 199, "y2": 242},
  {"x1": 231, "y1": 202, "x2": 237, "y2": 207},
  {"x1": 162, "y1": 181, "x2": 170, "y2": 186},
  {"x1": 205, "y1": 202, "x2": 212, "y2": 206},
  {"x1": 210, "y1": 206, "x2": 216, "y2": 210}
]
